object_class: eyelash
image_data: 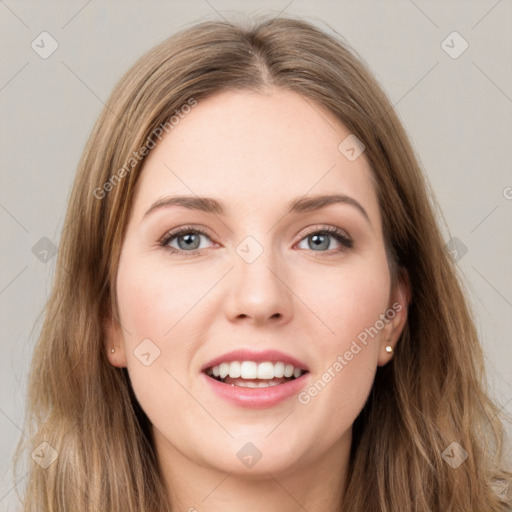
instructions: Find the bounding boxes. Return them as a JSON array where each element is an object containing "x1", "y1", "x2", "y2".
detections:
[{"x1": 158, "y1": 224, "x2": 353, "y2": 257}]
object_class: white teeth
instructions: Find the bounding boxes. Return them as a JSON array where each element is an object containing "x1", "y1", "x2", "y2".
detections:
[
  {"x1": 207, "y1": 361, "x2": 305, "y2": 381},
  {"x1": 219, "y1": 362, "x2": 230, "y2": 379},
  {"x1": 273, "y1": 362, "x2": 285, "y2": 378},
  {"x1": 284, "y1": 364, "x2": 294, "y2": 378},
  {"x1": 240, "y1": 361, "x2": 258, "y2": 379},
  {"x1": 228, "y1": 361, "x2": 241, "y2": 378},
  {"x1": 242, "y1": 381, "x2": 258, "y2": 388},
  {"x1": 257, "y1": 361, "x2": 275, "y2": 379}
]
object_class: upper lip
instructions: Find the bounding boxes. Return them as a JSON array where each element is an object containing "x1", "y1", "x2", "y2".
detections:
[{"x1": 201, "y1": 349, "x2": 309, "y2": 372}]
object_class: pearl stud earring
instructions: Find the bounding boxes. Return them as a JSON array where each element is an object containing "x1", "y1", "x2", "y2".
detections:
[{"x1": 385, "y1": 345, "x2": 393, "y2": 354}]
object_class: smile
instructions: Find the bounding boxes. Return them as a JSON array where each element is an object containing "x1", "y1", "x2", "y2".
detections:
[
  {"x1": 202, "y1": 360, "x2": 310, "y2": 408},
  {"x1": 205, "y1": 360, "x2": 306, "y2": 387}
]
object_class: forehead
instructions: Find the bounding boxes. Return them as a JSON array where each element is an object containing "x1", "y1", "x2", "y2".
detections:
[{"x1": 130, "y1": 88, "x2": 379, "y2": 223}]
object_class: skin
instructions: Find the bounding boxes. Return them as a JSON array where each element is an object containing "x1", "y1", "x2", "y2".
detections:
[{"x1": 105, "y1": 88, "x2": 409, "y2": 512}]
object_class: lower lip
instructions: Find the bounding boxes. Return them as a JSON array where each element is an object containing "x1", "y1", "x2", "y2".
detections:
[{"x1": 201, "y1": 372, "x2": 310, "y2": 409}]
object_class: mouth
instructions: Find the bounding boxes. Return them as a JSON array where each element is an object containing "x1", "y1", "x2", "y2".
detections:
[{"x1": 204, "y1": 361, "x2": 309, "y2": 388}]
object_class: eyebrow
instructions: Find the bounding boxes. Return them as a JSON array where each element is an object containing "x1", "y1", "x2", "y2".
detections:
[{"x1": 143, "y1": 193, "x2": 371, "y2": 225}]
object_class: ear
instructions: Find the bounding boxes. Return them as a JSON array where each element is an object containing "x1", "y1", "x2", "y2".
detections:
[
  {"x1": 377, "y1": 268, "x2": 411, "y2": 366},
  {"x1": 104, "y1": 309, "x2": 128, "y2": 368}
]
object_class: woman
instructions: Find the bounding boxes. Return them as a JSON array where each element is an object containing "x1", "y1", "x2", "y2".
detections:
[{"x1": 13, "y1": 15, "x2": 511, "y2": 511}]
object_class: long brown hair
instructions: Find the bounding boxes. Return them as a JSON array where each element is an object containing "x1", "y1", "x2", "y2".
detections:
[{"x1": 12, "y1": 15, "x2": 511, "y2": 511}]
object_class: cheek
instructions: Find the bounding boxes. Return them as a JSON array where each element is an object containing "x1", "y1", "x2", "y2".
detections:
[
  {"x1": 302, "y1": 252, "x2": 391, "y2": 346},
  {"x1": 115, "y1": 253, "x2": 209, "y2": 405},
  {"x1": 115, "y1": 255, "x2": 209, "y2": 424},
  {"x1": 296, "y1": 254, "x2": 390, "y2": 412},
  {"x1": 116, "y1": 253, "x2": 209, "y2": 345}
]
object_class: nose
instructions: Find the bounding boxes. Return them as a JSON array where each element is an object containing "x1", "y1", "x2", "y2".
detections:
[{"x1": 222, "y1": 238, "x2": 294, "y2": 326}]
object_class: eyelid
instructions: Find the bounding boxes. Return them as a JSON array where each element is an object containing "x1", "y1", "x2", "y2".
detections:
[
  {"x1": 158, "y1": 224, "x2": 211, "y2": 246},
  {"x1": 159, "y1": 223, "x2": 353, "y2": 254},
  {"x1": 298, "y1": 224, "x2": 352, "y2": 241}
]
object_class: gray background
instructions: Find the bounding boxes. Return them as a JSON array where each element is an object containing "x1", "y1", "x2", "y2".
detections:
[{"x1": 1, "y1": 0, "x2": 511, "y2": 508}]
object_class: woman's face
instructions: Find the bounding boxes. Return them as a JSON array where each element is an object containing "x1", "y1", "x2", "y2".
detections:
[{"x1": 106, "y1": 88, "x2": 408, "y2": 478}]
